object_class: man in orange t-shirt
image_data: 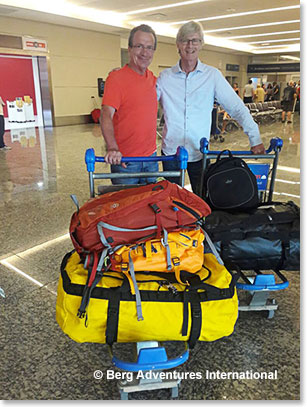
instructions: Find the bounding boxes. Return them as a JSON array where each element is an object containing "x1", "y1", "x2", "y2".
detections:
[{"x1": 100, "y1": 24, "x2": 158, "y2": 184}]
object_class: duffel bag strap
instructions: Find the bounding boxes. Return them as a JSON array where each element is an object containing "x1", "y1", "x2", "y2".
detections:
[
  {"x1": 181, "y1": 291, "x2": 202, "y2": 349},
  {"x1": 77, "y1": 249, "x2": 109, "y2": 320},
  {"x1": 106, "y1": 289, "x2": 121, "y2": 346}
]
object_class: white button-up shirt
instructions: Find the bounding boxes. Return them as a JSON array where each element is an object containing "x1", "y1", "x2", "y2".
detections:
[{"x1": 157, "y1": 60, "x2": 262, "y2": 162}]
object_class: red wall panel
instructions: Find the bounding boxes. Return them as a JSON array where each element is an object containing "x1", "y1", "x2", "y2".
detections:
[{"x1": 0, "y1": 54, "x2": 37, "y2": 116}]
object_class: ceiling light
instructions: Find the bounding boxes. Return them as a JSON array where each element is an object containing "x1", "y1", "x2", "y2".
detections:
[
  {"x1": 204, "y1": 20, "x2": 299, "y2": 33},
  {"x1": 0, "y1": 0, "x2": 125, "y2": 26},
  {"x1": 249, "y1": 38, "x2": 300, "y2": 44},
  {"x1": 226, "y1": 30, "x2": 300, "y2": 40},
  {"x1": 126, "y1": 0, "x2": 211, "y2": 15},
  {"x1": 280, "y1": 55, "x2": 300, "y2": 61},
  {"x1": 129, "y1": 19, "x2": 254, "y2": 52},
  {"x1": 252, "y1": 44, "x2": 300, "y2": 54},
  {"x1": 253, "y1": 43, "x2": 300, "y2": 49},
  {"x1": 172, "y1": 5, "x2": 299, "y2": 25}
]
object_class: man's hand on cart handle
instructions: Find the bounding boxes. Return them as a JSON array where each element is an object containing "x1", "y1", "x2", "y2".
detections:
[
  {"x1": 105, "y1": 149, "x2": 127, "y2": 167},
  {"x1": 251, "y1": 143, "x2": 266, "y2": 155}
]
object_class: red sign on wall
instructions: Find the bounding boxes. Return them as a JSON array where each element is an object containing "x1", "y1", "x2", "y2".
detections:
[
  {"x1": 0, "y1": 54, "x2": 37, "y2": 117},
  {"x1": 22, "y1": 36, "x2": 48, "y2": 52}
]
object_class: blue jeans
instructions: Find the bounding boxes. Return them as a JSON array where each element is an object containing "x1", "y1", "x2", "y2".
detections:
[
  {"x1": 111, "y1": 152, "x2": 158, "y2": 185},
  {"x1": 161, "y1": 151, "x2": 203, "y2": 195}
]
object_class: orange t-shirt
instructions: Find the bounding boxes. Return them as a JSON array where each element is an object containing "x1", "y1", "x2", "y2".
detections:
[{"x1": 102, "y1": 65, "x2": 157, "y2": 157}]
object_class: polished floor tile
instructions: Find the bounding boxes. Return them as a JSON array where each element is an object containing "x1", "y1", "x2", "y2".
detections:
[{"x1": 0, "y1": 113, "x2": 300, "y2": 400}]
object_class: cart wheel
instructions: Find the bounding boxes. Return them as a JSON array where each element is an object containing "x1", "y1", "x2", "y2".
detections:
[
  {"x1": 213, "y1": 134, "x2": 218, "y2": 140},
  {"x1": 219, "y1": 135, "x2": 225, "y2": 142},
  {"x1": 171, "y1": 385, "x2": 179, "y2": 398},
  {"x1": 267, "y1": 310, "x2": 275, "y2": 319},
  {"x1": 120, "y1": 390, "x2": 129, "y2": 400}
]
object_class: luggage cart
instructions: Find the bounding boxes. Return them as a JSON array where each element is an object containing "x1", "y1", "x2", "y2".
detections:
[
  {"x1": 199, "y1": 137, "x2": 289, "y2": 319},
  {"x1": 84, "y1": 146, "x2": 190, "y2": 399}
]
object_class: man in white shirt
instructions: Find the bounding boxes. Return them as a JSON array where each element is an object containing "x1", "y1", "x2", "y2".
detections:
[
  {"x1": 243, "y1": 80, "x2": 255, "y2": 103},
  {"x1": 157, "y1": 21, "x2": 265, "y2": 194}
]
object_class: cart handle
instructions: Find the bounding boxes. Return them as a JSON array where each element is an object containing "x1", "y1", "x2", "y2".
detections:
[
  {"x1": 200, "y1": 137, "x2": 283, "y2": 155},
  {"x1": 85, "y1": 146, "x2": 189, "y2": 173}
]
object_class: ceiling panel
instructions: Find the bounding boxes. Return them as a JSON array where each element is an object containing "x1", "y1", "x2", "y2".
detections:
[{"x1": 0, "y1": 0, "x2": 300, "y2": 56}]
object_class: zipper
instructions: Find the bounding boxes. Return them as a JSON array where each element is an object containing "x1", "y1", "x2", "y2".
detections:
[{"x1": 172, "y1": 200, "x2": 201, "y2": 220}]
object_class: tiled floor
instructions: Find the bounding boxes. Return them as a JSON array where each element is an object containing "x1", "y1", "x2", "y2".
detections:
[{"x1": 0, "y1": 113, "x2": 300, "y2": 400}]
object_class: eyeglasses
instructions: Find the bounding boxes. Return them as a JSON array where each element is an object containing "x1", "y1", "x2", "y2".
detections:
[
  {"x1": 132, "y1": 44, "x2": 155, "y2": 52},
  {"x1": 180, "y1": 39, "x2": 202, "y2": 45}
]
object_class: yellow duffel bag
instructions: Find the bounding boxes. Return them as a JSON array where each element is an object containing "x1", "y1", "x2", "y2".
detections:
[{"x1": 56, "y1": 250, "x2": 238, "y2": 348}]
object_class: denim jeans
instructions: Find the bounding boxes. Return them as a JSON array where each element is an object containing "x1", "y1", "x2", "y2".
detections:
[
  {"x1": 110, "y1": 152, "x2": 158, "y2": 185},
  {"x1": 161, "y1": 151, "x2": 203, "y2": 195}
]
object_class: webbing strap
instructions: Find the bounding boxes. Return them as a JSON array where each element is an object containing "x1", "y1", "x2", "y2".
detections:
[
  {"x1": 203, "y1": 229, "x2": 224, "y2": 265},
  {"x1": 77, "y1": 265, "x2": 104, "y2": 320},
  {"x1": 161, "y1": 229, "x2": 172, "y2": 270},
  {"x1": 98, "y1": 221, "x2": 157, "y2": 234},
  {"x1": 128, "y1": 251, "x2": 144, "y2": 321},
  {"x1": 106, "y1": 290, "x2": 120, "y2": 345},
  {"x1": 97, "y1": 223, "x2": 112, "y2": 249},
  {"x1": 188, "y1": 298, "x2": 202, "y2": 349},
  {"x1": 87, "y1": 252, "x2": 99, "y2": 287},
  {"x1": 96, "y1": 248, "x2": 109, "y2": 273},
  {"x1": 70, "y1": 194, "x2": 79, "y2": 212},
  {"x1": 182, "y1": 291, "x2": 189, "y2": 336},
  {"x1": 145, "y1": 240, "x2": 152, "y2": 261}
]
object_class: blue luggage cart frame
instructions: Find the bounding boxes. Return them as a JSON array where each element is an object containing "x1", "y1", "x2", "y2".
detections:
[
  {"x1": 84, "y1": 146, "x2": 190, "y2": 400},
  {"x1": 199, "y1": 137, "x2": 289, "y2": 319}
]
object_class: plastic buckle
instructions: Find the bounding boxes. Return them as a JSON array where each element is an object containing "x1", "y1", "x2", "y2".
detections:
[
  {"x1": 172, "y1": 257, "x2": 180, "y2": 267},
  {"x1": 150, "y1": 203, "x2": 161, "y2": 214},
  {"x1": 192, "y1": 308, "x2": 201, "y2": 318},
  {"x1": 121, "y1": 263, "x2": 129, "y2": 272}
]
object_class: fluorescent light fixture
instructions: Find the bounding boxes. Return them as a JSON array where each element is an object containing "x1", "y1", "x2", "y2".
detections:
[
  {"x1": 253, "y1": 43, "x2": 300, "y2": 49},
  {"x1": 126, "y1": 0, "x2": 211, "y2": 15},
  {"x1": 0, "y1": 0, "x2": 125, "y2": 27},
  {"x1": 226, "y1": 30, "x2": 300, "y2": 40},
  {"x1": 129, "y1": 19, "x2": 254, "y2": 52},
  {"x1": 252, "y1": 44, "x2": 300, "y2": 53},
  {"x1": 249, "y1": 38, "x2": 300, "y2": 44},
  {"x1": 204, "y1": 20, "x2": 300, "y2": 33},
  {"x1": 280, "y1": 55, "x2": 300, "y2": 61},
  {"x1": 172, "y1": 5, "x2": 300, "y2": 25}
]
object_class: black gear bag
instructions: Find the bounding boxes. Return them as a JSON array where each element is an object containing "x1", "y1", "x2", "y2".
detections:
[
  {"x1": 204, "y1": 201, "x2": 300, "y2": 272},
  {"x1": 202, "y1": 150, "x2": 259, "y2": 211}
]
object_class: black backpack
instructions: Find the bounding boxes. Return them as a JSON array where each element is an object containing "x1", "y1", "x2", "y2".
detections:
[{"x1": 202, "y1": 150, "x2": 259, "y2": 211}]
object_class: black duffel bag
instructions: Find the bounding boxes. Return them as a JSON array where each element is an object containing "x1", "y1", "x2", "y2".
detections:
[
  {"x1": 202, "y1": 150, "x2": 259, "y2": 211},
  {"x1": 204, "y1": 201, "x2": 300, "y2": 272}
]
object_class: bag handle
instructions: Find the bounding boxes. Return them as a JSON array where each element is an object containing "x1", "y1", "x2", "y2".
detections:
[{"x1": 216, "y1": 149, "x2": 233, "y2": 161}]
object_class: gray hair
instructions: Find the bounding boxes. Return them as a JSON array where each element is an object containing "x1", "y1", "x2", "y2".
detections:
[
  {"x1": 128, "y1": 24, "x2": 157, "y2": 50},
  {"x1": 176, "y1": 21, "x2": 204, "y2": 44}
]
